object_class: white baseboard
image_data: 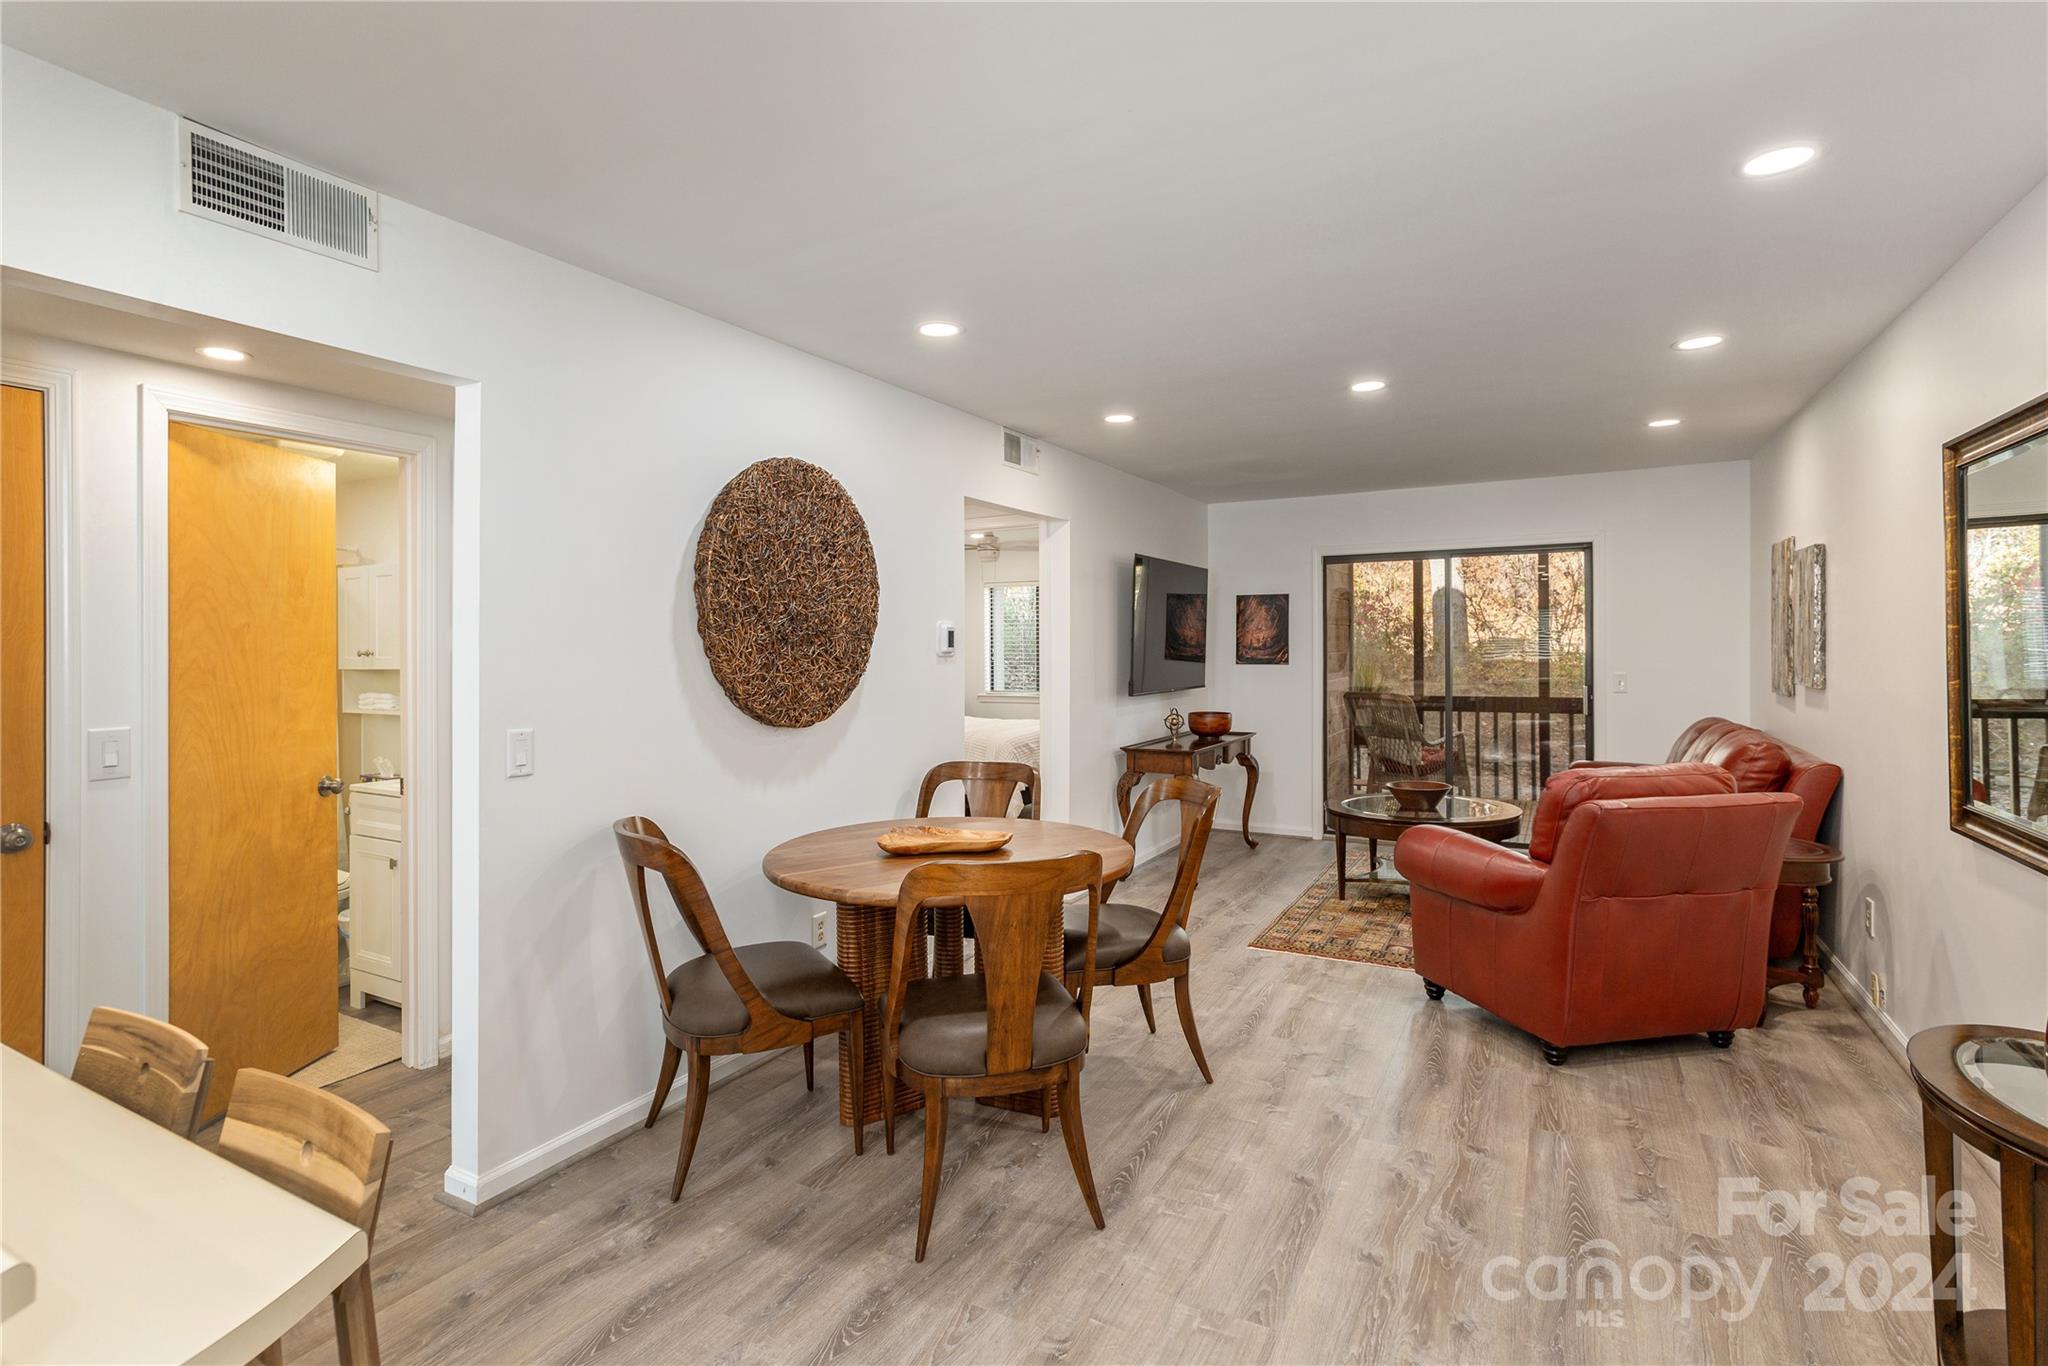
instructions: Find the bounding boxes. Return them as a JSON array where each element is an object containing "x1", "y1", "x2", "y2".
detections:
[
  {"x1": 1213, "y1": 821, "x2": 1323, "y2": 840},
  {"x1": 1821, "y1": 944, "x2": 2002, "y2": 1186},
  {"x1": 440, "y1": 1050, "x2": 775, "y2": 1213},
  {"x1": 1819, "y1": 941, "x2": 1909, "y2": 1067}
]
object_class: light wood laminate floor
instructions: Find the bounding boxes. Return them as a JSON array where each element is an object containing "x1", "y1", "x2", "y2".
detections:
[{"x1": 293, "y1": 836, "x2": 2002, "y2": 1364}]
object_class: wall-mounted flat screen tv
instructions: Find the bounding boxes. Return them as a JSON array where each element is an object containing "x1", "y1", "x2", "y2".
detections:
[{"x1": 1130, "y1": 554, "x2": 1208, "y2": 695}]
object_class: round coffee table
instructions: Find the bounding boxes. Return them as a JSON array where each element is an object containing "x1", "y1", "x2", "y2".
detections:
[{"x1": 1326, "y1": 792, "x2": 1523, "y2": 897}]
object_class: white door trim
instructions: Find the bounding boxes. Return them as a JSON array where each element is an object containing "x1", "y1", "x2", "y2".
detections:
[
  {"x1": 2, "y1": 359, "x2": 83, "y2": 1066},
  {"x1": 138, "y1": 385, "x2": 446, "y2": 1070}
]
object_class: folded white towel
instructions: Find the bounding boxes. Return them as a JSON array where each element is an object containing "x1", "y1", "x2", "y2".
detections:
[{"x1": 356, "y1": 692, "x2": 399, "y2": 710}]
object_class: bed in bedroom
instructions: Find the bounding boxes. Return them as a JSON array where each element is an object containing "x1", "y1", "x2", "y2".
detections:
[{"x1": 963, "y1": 715, "x2": 1040, "y2": 816}]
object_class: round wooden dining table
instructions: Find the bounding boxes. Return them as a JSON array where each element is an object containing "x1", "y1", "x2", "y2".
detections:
[{"x1": 762, "y1": 815, "x2": 1134, "y2": 1128}]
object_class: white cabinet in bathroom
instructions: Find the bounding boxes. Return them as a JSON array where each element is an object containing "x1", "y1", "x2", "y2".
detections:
[
  {"x1": 346, "y1": 782, "x2": 403, "y2": 1010},
  {"x1": 337, "y1": 563, "x2": 401, "y2": 670}
]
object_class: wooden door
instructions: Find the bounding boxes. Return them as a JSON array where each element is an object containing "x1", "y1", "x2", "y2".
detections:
[
  {"x1": 169, "y1": 422, "x2": 338, "y2": 1114},
  {"x1": 1, "y1": 385, "x2": 46, "y2": 1061}
]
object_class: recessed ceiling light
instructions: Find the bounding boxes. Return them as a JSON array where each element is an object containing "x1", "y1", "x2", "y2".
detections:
[
  {"x1": 918, "y1": 321, "x2": 961, "y2": 338},
  {"x1": 1104, "y1": 413, "x2": 1135, "y2": 424},
  {"x1": 1672, "y1": 334, "x2": 1724, "y2": 351},
  {"x1": 1647, "y1": 418, "x2": 1682, "y2": 428},
  {"x1": 1349, "y1": 379, "x2": 1388, "y2": 393},
  {"x1": 1741, "y1": 145, "x2": 1817, "y2": 178},
  {"x1": 198, "y1": 345, "x2": 248, "y2": 362}
]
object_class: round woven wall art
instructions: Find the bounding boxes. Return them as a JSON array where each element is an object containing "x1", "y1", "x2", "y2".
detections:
[{"x1": 694, "y1": 457, "x2": 879, "y2": 728}]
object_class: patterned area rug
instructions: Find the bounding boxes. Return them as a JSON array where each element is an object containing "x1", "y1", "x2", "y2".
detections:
[{"x1": 1249, "y1": 856, "x2": 1413, "y2": 969}]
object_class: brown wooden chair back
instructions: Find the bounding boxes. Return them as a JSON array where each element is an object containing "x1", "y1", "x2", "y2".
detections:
[
  {"x1": 886, "y1": 853, "x2": 1102, "y2": 1076},
  {"x1": 1113, "y1": 777, "x2": 1219, "y2": 957},
  {"x1": 218, "y1": 1069, "x2": 393, "y2": 1240},
  {"x1": 71, "y1": 1006, "x2": 214, "y2": 1139},
  {"x1": 916, "y1": 761, "x2": 1039, "y2": 820},
  {"x1": 612, "y1": 815, "x2": 793, "y2": 1039}
]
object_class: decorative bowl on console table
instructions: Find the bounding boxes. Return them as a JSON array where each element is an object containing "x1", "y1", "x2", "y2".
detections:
[
  {"x1": 1387, "y1": 780, "x2": 1451, "y2": 814},
  {"x1": 1187, "y1": 711, "x2": 1231, "y2": 737}
]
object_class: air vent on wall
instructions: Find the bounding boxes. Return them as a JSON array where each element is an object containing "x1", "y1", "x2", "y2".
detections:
[
  {"x1": 1002, "y1": 428, "x2": 1043, "y2": 474},
  {"x1": 179, "y1": 119, "x2": 379, "y2": 270}
]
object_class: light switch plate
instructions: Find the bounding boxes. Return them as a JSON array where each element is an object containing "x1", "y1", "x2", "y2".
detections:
[
  {"x1": 87, "y1": 727, "x2": 132, "y2": 781},
  {"x1": 1610, "y1": 672, "x2": 1628, "y2": 694},
  {"x1": 506, "y1": 727, "x2": 535, "y2": 778}
]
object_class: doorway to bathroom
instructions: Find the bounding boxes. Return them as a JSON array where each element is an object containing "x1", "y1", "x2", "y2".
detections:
[{"x1": 162, "y1": 420, "x2": 417, "y2": 1112}]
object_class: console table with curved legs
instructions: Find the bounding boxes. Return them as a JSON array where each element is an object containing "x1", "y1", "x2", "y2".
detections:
[{"x1": 1117, "y1": 732, "x2": 1259, "y2": 850}]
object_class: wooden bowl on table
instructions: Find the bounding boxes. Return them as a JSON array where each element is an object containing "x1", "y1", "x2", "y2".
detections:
[
  {"x1": 876, "y1": 825, "x2": 1014, "y2": 856},
  {"x1": 1187, "y1": 711, "x2": 1232, "y2": 737},
  {"x1": 1386, "y1": 780, "x2": 1451, "y2": 814}
]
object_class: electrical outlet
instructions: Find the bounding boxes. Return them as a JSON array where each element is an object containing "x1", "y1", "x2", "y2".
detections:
[
  {"x1": 1863, "y1": 896, "x2": 1876, "y2": 939},
  {"x1": 1868, "y1": 971, "x2": 1886, "y2": 1011},
  {"x1": 811, "y1": 909, "x2": 829, "y2": 951}
]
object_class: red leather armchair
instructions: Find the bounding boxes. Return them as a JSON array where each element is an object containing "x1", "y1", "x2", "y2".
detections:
[
  {"x1": 1395, "y1": 765, "x2": 1802, "y2": 1064},
  {"x1": 1576, "y1": 718, "x2": 1841, "y2": 965}
]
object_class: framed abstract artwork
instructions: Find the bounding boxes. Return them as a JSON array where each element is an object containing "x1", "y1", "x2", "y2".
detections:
[{"x1": 1235, "y1": 594, "x2": 1289, "y2": 664}]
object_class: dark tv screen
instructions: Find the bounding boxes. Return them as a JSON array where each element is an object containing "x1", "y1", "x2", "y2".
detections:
[{"x1": 1130, "y1": 554, "x2": 1208, "y2": 695}]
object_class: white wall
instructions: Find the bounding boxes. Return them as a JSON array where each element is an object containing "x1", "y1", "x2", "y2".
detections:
[
  {"x1": 0, "y1": 333, "x2": 455, "y2": 1059},
  {"x1": 0, "y1": 50, "x2": 1207, "y2": 1202},
  {"x1": 1203, "y1": 461, "x2": 1753, "y2": 836},
  {"x1": 336, "y1": 471, "x2": 403, "y2": 565},
  {"x1": 1748, "y1": 181, "x2": 2048, "y2": 1042},
  {"x1": 963, "y1": 541, "x2": 1041, "y2": 719}
]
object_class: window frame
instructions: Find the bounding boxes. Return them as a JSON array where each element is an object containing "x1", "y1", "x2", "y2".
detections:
[{"x1": 982, "y1": 578, "x2": 1042, "y2": 700}]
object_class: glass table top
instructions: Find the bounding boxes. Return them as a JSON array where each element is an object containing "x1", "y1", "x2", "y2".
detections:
[
  {"x1": 1956, "y1": 1035, "x2": 2048, "y2": 1127},
  {"x1": 1331, "y1": 792, "x2": 1520, "y2": 823}
]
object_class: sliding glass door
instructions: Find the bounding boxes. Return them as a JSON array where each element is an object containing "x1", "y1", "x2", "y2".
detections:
[{"x1": 1324, "y1": 544, "x2": 1592, "y2": 839}]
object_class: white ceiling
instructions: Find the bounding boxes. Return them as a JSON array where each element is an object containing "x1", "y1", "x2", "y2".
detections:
[
  {"x1": 965, "y1": 497, "x2": 1042, "y2": 545},
  {"x1": 4, "y1": 3, "x2": 2043, "y2": 501},
  {"x1": 0, "y1": 279, "x2": 456, "y2": 418}
]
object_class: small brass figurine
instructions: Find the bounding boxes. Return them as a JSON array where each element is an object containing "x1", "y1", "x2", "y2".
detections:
[{"x1": 1164, "y1": 707, "x2": 1185, "y2": 739}]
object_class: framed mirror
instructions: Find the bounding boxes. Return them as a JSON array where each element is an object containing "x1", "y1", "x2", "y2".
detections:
[{"x1": 1945, "y1": 394, "x2": 2048, "y2": 874}]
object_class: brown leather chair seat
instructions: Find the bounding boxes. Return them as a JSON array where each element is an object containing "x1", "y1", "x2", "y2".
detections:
[
  {"x1": 665, "y1": 941, "x2": 861, "y2": 1037},
  {"x1": 896, "y1": 972, "x2": 1088, "y2": 1077},
  {"x1": 1062, "y1": 902, "x2": 1189, "y2": 972}
]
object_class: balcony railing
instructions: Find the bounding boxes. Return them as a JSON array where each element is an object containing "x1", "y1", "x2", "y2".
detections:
[
  {"x1": 1971, "y1": 698, "x2": 2048, "y2": 822},
  {"x1": 1413, "y1": 693, "x2": 1589, "y2": 809}
]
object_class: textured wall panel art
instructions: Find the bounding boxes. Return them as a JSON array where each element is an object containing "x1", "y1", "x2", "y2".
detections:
[{"x1": 695, "y1": 458, "x2": 878, "y2": 727}]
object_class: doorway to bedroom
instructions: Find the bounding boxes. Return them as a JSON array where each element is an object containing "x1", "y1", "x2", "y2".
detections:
[{"x1": 962, "y1": 498, "x2": 1043, "y2": 816}]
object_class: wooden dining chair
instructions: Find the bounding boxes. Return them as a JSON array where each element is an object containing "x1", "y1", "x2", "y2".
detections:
[
  {"x1": 71, "y1": 1005, "x2": 214, "y2": 1139},
  {"x1": 881, "y1": 852, "x2": 1106, "y2": 1261},
  {"x1": 916, "y1": 760, "x2": 1040, "y2": 822},
  {"x1": 218, "y1": 1069, "x2": 392, "y2": 1366},
  {"x1": 613, "y1": 816, "x2": 866, "y2": 1201},
  {"x1": 1065, "y1": 776, "x2": 1219, "y2": 1083},
  {"x1": 916, "y1": 760, "x2": 1040, "y2": 975}
]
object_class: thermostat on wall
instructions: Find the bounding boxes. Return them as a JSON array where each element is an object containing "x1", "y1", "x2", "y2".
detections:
[{"x1": 937, "y1": 621, "x2": 957, "y2": 656}]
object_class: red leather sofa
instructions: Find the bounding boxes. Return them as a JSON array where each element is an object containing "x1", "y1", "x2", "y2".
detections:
[
  {"x1": 1578, "y1": 717, "x2": 1842, "y2": 970},
  {"x1": 1395, "y1": 765, "x2": 1802, "y2": 1064}
]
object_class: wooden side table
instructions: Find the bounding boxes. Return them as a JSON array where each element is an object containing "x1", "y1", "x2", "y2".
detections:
[
  {"x1": 1118, "y1": 732, "x2": 1259, "y2": 849},
  {"x1": 1770, "y1": 838, "x2": 1842, "y2": 1008},
  {"x1": 1909, "y1": 1025, "x2": 2048, "y2": 1366}
]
